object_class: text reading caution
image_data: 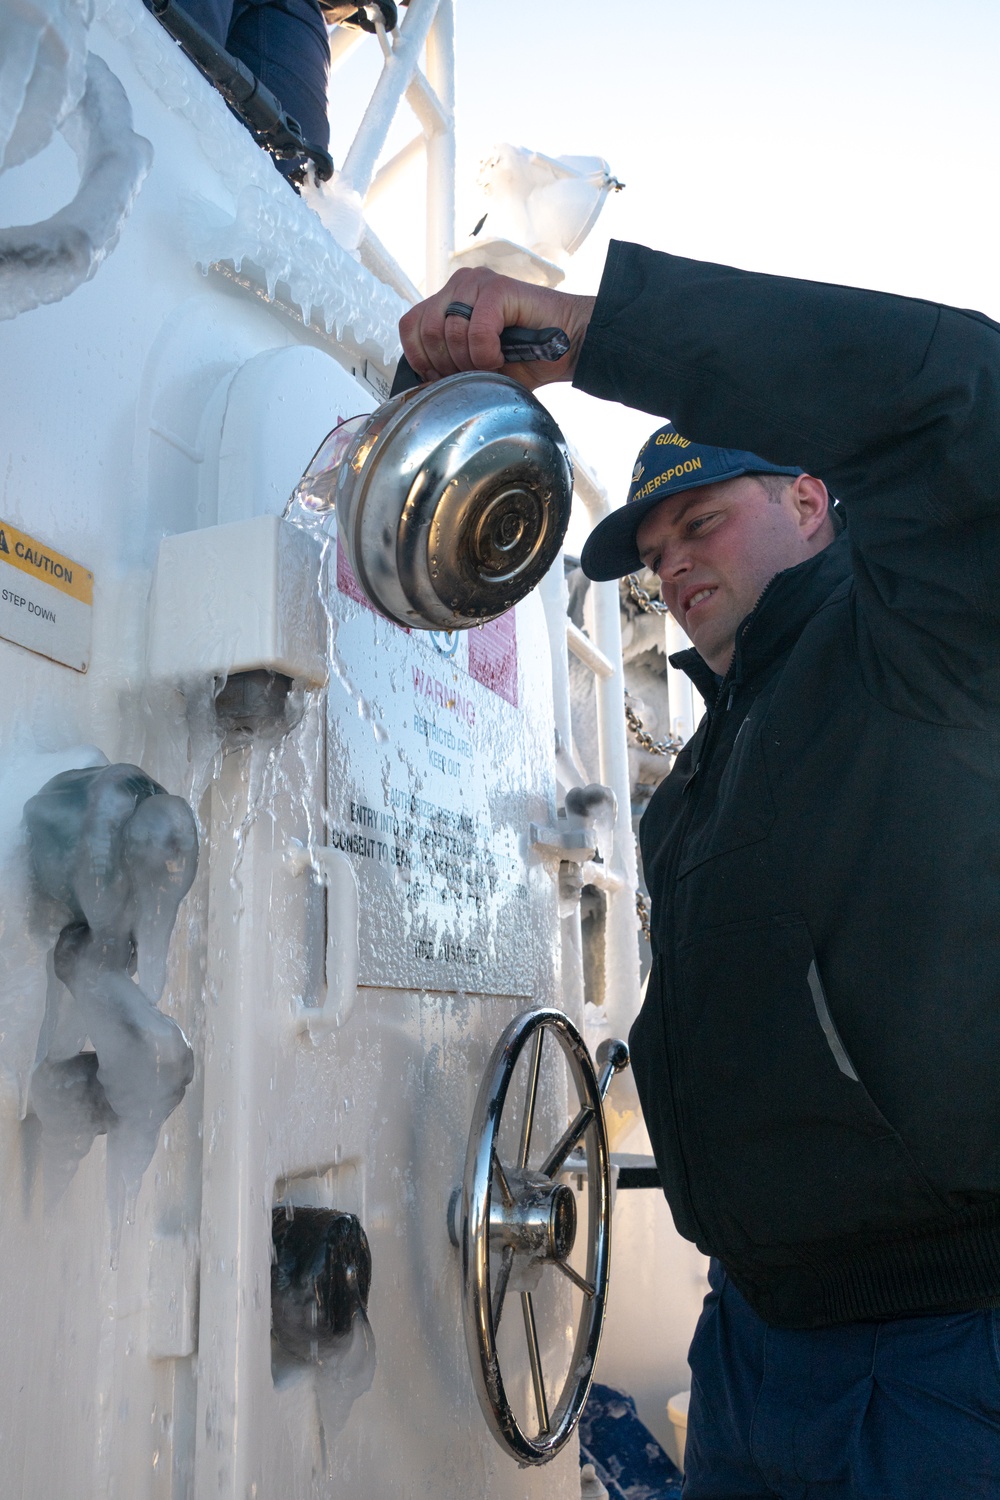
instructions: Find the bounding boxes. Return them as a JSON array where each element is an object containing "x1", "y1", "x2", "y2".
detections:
[{"x1": 0, "y1": 519, "x2": 93, "y2": 672}]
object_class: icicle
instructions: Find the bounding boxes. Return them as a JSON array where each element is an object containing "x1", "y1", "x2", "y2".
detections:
[{"x1": 314, "y1": 1311, "x2": 377, "y2": 1459}]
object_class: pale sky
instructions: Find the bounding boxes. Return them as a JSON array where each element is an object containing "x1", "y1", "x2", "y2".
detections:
[{"x1": 330, "y1": 0, "x2": 1000, "y2": 523}]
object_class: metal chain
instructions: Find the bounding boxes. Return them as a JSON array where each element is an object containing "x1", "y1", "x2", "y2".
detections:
[
  {"x1": 636, "y1": 889, "x2": 651, "y2": 942},
  {"x1": 623, "y1": 578, "x2": 676, "y2": 946},
  {"x1": 624, "y1": 696, "x2": 683, "y2": 758},
  {"x1": 626, "y1": 572, "x2": 670, "y2": 615}
]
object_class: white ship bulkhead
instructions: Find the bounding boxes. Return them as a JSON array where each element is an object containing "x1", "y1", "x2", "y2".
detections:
[{"x1": 0, "y1": 2, "x2": 707, "y2": 1494}]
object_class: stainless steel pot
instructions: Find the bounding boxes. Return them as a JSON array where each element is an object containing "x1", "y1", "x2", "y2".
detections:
[{"x1": 291, "y1": 325, "x2": 574, "y2": 631}]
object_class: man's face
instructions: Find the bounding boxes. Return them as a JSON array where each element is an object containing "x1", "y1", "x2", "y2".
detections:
[{"x1": 635, "y1": 474, "x2": 824, "y2": 675}]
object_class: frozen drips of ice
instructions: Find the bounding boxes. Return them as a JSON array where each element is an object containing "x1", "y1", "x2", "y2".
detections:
[
  {"x1": 24, "y1": 763, "x2": 198, "y2": 1234},
  {"x1": 29, "y1": 1051, "x2": 115, "y2": 1204},
  {"x1": 53, "y1": 924, "x2": 194, "y2": 1218},
  {"x1": 189, "y1": 182, "x2": 404, "y2": 359}
]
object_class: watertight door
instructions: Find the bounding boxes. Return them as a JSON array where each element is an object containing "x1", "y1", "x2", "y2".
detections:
[
  {"x1": 187, "y1": 350, "x2": 588, "y2": 1498},
  {"x1": 0, "y1": 11, "x2": 591, "y2": 1488},
  {"x1": 0, "y1": 302, "x2": 587, "y2": 1496}
]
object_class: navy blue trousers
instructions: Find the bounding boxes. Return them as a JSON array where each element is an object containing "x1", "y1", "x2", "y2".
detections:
[
  {"x1": 684, "y1": 1261, "x2": 1000, "y2": 1499},
  {"x1": 178, "y1": 0, "x2": 331, "y2": 151}
]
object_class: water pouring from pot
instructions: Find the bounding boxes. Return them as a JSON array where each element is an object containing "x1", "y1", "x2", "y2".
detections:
[{"x1": 287, "y1": 309, "x2": 574, "y2": 632}]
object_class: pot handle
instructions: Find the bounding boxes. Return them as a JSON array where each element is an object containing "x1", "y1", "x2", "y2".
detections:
[{"x1": 391, "y1": 321, "x2": 571, "y2": 397}]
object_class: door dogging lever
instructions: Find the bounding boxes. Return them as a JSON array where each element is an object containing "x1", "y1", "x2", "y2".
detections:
[{"x1": 271, "y1": 1206, "x2": 372, "y2": 1363}]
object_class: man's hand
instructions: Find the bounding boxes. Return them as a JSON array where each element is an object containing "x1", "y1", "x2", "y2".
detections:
[{"x1": 398, "y1": 267, "x2": 596, "y2": 391}]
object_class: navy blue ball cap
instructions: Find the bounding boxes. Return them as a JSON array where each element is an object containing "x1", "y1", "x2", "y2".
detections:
[{"x1": 580, "y1": 423, "x2": 804, "y2": 582}]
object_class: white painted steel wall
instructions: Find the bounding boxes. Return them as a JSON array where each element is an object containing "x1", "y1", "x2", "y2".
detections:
[{"x1": 0, "y1": 6, "x2": 601, "y2": 1495}]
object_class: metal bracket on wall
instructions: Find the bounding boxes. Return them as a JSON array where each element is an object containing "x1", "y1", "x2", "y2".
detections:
[{"x1": 286, "y1": 843, "x2": 360, "y2": 1033}]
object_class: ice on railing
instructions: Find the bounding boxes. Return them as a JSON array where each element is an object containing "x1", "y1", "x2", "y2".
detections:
[
  {"x1": 0, "y1": 52, "x2": 152, "y2": 321},
  {"x1": 23, "y1": 763, "x2": 197, "y2": 1239}
]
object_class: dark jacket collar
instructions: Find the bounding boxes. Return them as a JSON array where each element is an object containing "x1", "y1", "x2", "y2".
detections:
[{"x1": 669, "y1": 534, "x2": 852, "y2": 704}]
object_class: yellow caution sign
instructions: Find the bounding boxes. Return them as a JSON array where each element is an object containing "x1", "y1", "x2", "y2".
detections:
[
  {"x1": 0, "y1": 520, "x2": 93, "y2": 605},
  {"x1": 0, "y1": 518, "x2": 93, "y2": 671}
]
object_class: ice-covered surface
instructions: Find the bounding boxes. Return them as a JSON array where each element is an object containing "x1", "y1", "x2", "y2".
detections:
[
  {"x1": 191, "y1": 183, "x2": 406, "y2": 357},
  {"x1": 0, "y1": 744, "x2": 108, "y2": 1118},
  {"x1": 0, "y1": 0, "x2": 92, "y2": 171},
  {"x1": 23, "y1": 763, "x2": 197, "y2": 1239},
  {"x1": 272, "y1": 1317, "x2": 377, "y2": 1473},
  {"x1": 97, "y1": 0, "x2": 406, "y2": 362},
  {"x1": 314, "y1": 1318, "x2": 377, "y2": 1463},
  {"x1": 271, "y1": 1206, "x2": 377, "y2": 1459},
  {"x1": 0, "y1": 0, "x2": 152, "y2": 321},
  {"x1": 300, "y1": 176, "x2": 365, "y2": 256}
]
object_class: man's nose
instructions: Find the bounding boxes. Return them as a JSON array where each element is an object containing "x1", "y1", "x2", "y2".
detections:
[{"x1": 657, "y1": 540, "x2": 692, "y2": 581}]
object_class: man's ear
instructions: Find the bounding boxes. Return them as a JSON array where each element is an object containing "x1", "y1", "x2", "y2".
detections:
[{"x1": 790, "y1": 474, "x2": 831, "y2": 544}]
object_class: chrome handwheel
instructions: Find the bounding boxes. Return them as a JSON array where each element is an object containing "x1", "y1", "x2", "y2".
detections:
[{"x1": 450, "y1": 1008, "x2": 629, "y2": 1465}]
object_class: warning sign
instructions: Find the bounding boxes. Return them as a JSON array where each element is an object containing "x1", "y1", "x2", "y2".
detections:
[
  {"x1": 326, "y1": 538, "x2": 547, "y2": 995},
  {"x1": 468, "y1": 610, "x2": 518, "y2": 706},
  {"x1": 0, "y1": 519, "x2": 93, "y2": 672}
]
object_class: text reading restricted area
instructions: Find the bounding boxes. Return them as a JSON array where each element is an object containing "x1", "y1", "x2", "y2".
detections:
[{"x1": 412, "y1": 711, "x2": 473, "y2": 760}]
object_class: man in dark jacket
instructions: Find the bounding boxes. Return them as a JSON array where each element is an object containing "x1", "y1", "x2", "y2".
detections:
[{"x1": 399, "y1": 245, "x2": 1000, "y2": 1498}]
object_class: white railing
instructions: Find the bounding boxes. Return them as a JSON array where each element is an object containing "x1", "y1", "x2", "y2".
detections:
[
  {"x1": 557, "y1": 455, "x2": 643, "y2": 1075},
  {"x1": 323, "y1": 0, "x2": 455, "y2": 300}
]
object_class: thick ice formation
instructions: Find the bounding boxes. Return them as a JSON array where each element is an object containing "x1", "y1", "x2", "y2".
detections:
[
  {"x1": 97, "y1": 0, "x2": 405, "y2": 363},
  {"x1": 28, "y1": 1050, "x2": 115, "y2": 1203},
  {"x1": 0, "y1": 0, "x2": 92, "y2": 173},
  {"x1": 0, "y1": 51, "x2": 153, "y2": 321},
  {"x1": 24, "y1": 763, "x2": 198, "y2": 1228}
]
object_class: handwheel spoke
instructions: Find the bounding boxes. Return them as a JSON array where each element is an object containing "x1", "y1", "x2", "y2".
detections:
[
  {"x1": 518, "y1": 1028, "x2": 544, "y2": 1169},
  {"x1": 492, "y1": 1149, "x2": 515, "y2": 1208},
  {"x1": 554, "y1": 1257, "x2": 596, "y2": 1299},
  {"x1": 521, "y1": 1291, "x2": 550, "y2": 1435},
  {"x1": 540, "y1": 1103, "x2": 595, "y2": 1179},
  {"x1": 492, "y1": 1245, "x2": 514, "y2": 1331}
]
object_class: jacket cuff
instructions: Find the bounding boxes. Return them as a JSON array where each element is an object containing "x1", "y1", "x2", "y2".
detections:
[{"x1": 573, "y1": 239, "x2": 644, "y2": 407}]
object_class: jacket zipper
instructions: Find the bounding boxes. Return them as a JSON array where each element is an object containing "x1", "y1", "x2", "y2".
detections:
[
  {"x1": 684, "y1": 573, "x2": 781, "y2": 790},
  {"x1": 653, "y1": 775, "x2": 705, "y2": 1240},
  {"x1": 657, "y1": 573, "x2": 782, "y2": 1241}
]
